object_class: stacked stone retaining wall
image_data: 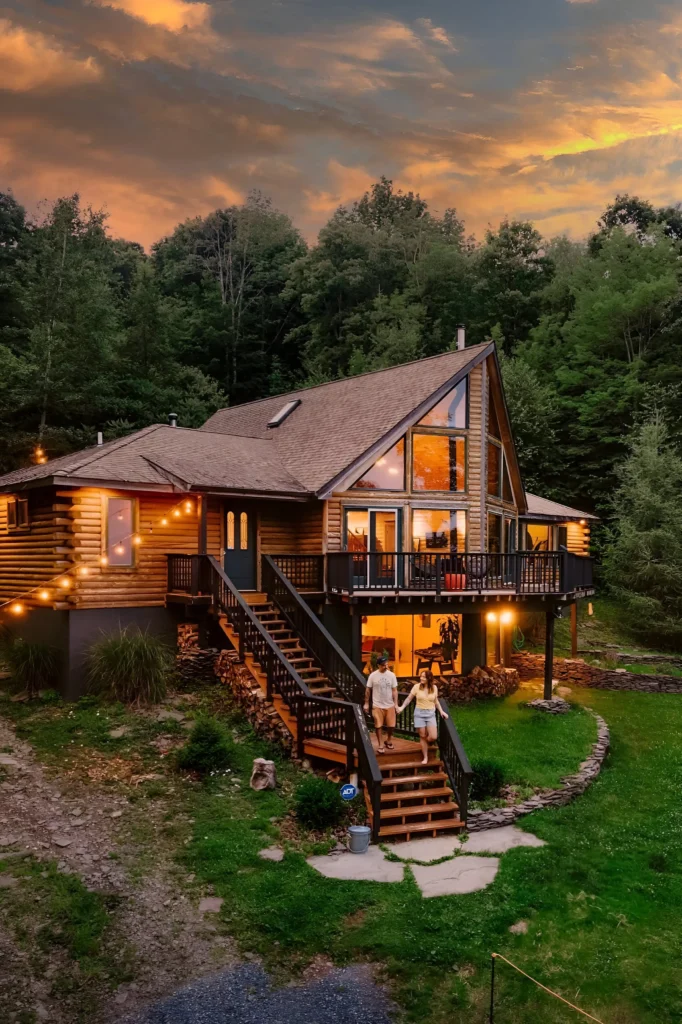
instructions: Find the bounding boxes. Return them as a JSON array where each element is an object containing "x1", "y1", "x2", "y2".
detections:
[{"x1": 512, "y1": 652, "x2": 682, "y2": 695}]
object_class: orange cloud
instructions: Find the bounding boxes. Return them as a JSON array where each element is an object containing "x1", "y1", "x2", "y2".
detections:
[
  {"x1": 91, "y1": 0, "x2": 212, "y2": 32},
  {"x1": 0, "y1": 19, "x2": 101, "y2": 92}
]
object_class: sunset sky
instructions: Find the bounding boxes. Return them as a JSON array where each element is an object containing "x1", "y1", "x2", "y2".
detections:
[{"x1": 3, "y1": 0, "x2": 682, "y2": 247}]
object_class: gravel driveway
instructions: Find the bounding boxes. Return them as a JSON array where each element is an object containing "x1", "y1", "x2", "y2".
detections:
[{"x1": 124, "y1": 963, "x2": 396, "y2": 1024}]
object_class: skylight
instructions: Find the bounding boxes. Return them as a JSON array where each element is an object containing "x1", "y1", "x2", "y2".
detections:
[{"x1": 267, "y1": 399, "x2": 301, "y2": 428}]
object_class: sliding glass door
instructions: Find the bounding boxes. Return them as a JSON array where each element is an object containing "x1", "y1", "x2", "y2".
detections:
[{"x1": 345, "y1": 508, "x2": 399, "y2": 589}]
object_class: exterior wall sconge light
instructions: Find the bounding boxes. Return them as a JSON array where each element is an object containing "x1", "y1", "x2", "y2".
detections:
[
  {"x1": 486, "y1": 611, "x2": 498, "y2": 623},
  {"x1": 500, "y1": 610, "x2": 513, "y2": 625}
]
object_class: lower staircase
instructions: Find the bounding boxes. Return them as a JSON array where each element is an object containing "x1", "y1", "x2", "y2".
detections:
[{"x1": 375, "y1": 746, "x2": 463, "y2": 840}]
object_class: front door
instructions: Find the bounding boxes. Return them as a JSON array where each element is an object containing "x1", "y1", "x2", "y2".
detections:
[{"x1": 224, "y1": 503, "x2": 257, "y2": 590}]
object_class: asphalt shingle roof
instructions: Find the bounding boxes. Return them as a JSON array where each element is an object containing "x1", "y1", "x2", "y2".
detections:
[{"x1": 524, "y1": 492, "x2": 598, "y2": 521}]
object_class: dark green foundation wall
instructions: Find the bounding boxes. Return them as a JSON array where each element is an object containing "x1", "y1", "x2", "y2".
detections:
[
  {"x1": 0, "y1": 606, "x2": 179, "y2": 701},
  {"x1": 320, "y1": 603, "x2": 487, "y2": 676}
]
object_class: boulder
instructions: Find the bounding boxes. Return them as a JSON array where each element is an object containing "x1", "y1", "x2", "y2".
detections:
[{"x1": 250, "y1": 758, "x2": 277, "y2": 791}]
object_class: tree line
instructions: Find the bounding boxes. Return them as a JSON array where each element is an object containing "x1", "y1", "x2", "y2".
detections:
[{"x1": 1, "y1": 180, "x2": 681, "y2": 642}]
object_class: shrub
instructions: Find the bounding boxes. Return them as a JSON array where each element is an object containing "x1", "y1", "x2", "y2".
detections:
[
  {"x1": 470, "y1": 759, "x2": 506, "y2": 802},
  {"x1": 294, "y1": 775, "x2": 345, "y2": 830},
  {"x1": 176, "y1": 719, "x2": 234, "y2": 775},
  {"x1": 0, "y1": 633, "x2": 60, "y2": 698},
  {"x1": 88, "y1": 627, "x2": 173, "y2": 705}
]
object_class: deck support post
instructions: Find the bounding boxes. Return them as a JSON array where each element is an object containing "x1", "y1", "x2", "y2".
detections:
[
  {"x1": 544, "y1": 607, "x2": 555, "y2": 700},
  {"x1": 570, "y1": 602, "x2": 578, "y2": 659},
  {"x1": 197, "y1": 494, "x2": 208, "y2": 555}
]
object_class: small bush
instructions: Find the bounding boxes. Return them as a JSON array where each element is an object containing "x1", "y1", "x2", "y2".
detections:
[
  {"x1": 177, "y1": 719, "x2": 234, "y2": 776},
  {"x1": 0, "y1": 632, "x2": 60, "y2": 698},
  {"x1": 294, "y1": 775, "x2": 345, "y2": 830},
  {"x1": 470, "y1": 759, "x2": 506, "y2": 801},
  {"x1": 88, "y1": 627, "x2": 173, "y2": 705}
]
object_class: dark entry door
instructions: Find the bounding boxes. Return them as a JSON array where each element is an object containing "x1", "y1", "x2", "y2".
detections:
[{"x1": 224, "y1": 504, "x2": 257, "y2": 590}]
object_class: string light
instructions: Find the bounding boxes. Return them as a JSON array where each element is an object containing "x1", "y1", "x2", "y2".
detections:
[{"x1": 0, "y1": 493, "x2": 196, "y2": 612}]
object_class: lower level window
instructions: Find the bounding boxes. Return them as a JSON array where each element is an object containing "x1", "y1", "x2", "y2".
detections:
[{"x1": 106, "y1": 497, "x2": 135, "y2": 566}]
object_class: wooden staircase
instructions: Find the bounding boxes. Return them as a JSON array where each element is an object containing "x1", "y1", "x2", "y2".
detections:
[{"x1": 373, "y1": 746, "x2": 464, "y2": 841}]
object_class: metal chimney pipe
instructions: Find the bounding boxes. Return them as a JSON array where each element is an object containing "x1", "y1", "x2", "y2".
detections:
[
  {"x1": 168, "y1": 413, "x2": 178, "y2": 427},
  {"x1": 97, "y1": 432, "x2": 103, "y2": 446},
  {"x1": 456, "y1": 325, "x2": 466, "y2": 351}
]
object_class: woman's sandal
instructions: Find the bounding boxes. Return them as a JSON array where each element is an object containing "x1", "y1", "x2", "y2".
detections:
[
  {"x1": 385, "y1": 741, "x2": 394, "y2": 750},
  {"x1": 377, "y1": 747, "x2": 385, "y2": 755}
]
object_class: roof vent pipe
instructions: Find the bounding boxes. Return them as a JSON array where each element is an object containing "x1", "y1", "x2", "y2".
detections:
[
  {"x1": 97, "y1": 431, "x2": 103, "y2": 446},
  {"x1": 456, "y1": 325, "x2": 466, "y2": 351},
  {"x1": 168, "y1": 413, "x2": 178, "y2": 428}
]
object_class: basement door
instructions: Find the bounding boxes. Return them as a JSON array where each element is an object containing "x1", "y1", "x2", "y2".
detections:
[{"x1": 224, "y1": 504, "x2": 257, "y2": 590}]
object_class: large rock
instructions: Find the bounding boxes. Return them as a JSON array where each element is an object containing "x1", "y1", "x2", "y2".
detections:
[{"x1": 250, "y1": 758, "x2": 277, "y2": 791}]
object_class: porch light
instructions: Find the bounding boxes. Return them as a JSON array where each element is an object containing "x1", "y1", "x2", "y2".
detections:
[
  {"x1": 500, "y1": 610, "x2": 513, "y2": 625},
  {"x1": 38, "y1": 590, "x2": 50, "y2": 601},
  {"x1": 10, "y1": 602, "x2": 24, "y2": 615},
  {"x1": 579, "y1": 519, "x2": 586, "y2": 526},
  {"x1": 486, "y1": 611, "x2": 498, "y2": 623}
]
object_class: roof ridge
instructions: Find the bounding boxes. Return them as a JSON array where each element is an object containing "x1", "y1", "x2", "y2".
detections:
[{"x1": 210, "y1": 343, "x2": 491, "y2": 415}]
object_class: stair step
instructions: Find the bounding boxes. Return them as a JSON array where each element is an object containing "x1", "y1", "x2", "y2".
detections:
[
  {"x1": 379, "y1": 819, "x2": 464, "y2": 838},
  {"x1": 310, "y1": 687, "x2": 337, "y2": 696},
  {"x1": 269, "y1": 629, "x2": 294, "y2": 637},
  {"x1": 380, "y1": 759, "x2": 442, "y2": 772},
  {"x1": 381, "y1": 772, "x2": 449, "y2": 787},
  {"x1": 380, "y1": 800, "x2": 456, "y2": 821},
  {"x1": 288, "y1": 657, "x2": 314, "y2": 666},
  {"x1": 380, "y1": 787, "x2": 454, "y2": 804}
]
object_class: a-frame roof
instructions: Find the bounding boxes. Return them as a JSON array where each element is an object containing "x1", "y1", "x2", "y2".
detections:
[{"x1": 203, "y1": 342, "x2": 492, "y2": 494}]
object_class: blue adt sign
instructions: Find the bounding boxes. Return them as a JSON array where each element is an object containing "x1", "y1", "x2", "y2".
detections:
[{"x1": 340, "y1": 783, "x2": 358, "y2": 802}]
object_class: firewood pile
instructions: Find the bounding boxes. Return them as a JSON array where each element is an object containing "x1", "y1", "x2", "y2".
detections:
[
  {"x1": 214, "y1": 650, "x2": 294, "y2": 753},
  {"x1": 437, "y1": 664, "x2": 519, "y2": 703}
]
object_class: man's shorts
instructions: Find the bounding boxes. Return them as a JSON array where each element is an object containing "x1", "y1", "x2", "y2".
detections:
[{"x1": 372, "y1": 705, "x2": 396, "y2": 729}]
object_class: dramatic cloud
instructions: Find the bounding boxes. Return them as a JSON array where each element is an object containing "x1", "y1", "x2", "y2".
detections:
[{"x1": 2, "y1": 0, "x2": 681, "y2": 247}]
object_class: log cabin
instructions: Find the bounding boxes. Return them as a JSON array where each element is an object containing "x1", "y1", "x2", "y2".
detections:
[{"x1": 0, "y1": 338, "x2": 596, "y2": 838}]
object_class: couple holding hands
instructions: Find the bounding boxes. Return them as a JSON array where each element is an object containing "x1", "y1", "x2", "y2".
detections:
[{"x1": 364, "y1": 656, "x2": 448, "y2": 764}]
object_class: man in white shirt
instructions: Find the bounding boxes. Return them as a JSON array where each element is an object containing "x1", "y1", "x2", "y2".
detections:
[{"x1": 364, "y1": 656, "x2": 399, "y2": 754}]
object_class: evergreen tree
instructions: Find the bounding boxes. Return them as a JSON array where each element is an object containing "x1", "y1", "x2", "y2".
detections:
[{"x1": 603, "y1": 414, "x2": 682, "y2": 648}]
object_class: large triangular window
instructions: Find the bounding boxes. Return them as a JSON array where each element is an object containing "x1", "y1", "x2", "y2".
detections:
[
  {"x1": 418, "y1": 379, "x2": 467, "y2": 429},
  {"x1": 352, "y1": 438, "x2": 405, "y2": 491}
]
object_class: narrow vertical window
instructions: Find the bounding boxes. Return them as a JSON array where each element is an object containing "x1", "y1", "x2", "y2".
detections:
[
  {"x1": 240, "y1": 512, "x2": 248, "y2": 550},
  {"x1": 106, "y1": 497, "x2": 134, "y2": 566},
  {"x1": 227, "y1": 511, "x2": 235, "y2": 550}
]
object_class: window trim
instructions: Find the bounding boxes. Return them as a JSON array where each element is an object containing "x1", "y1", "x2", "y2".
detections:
[
  {"x1": 411, "y1": 507, "x2": 468, "y2": 553},
  {"x1": 6, "y1": 496, "x2": 29, "y2": 533},
  {"x1": 103, "y1": 495, "x2": 138, "y2": 569}
]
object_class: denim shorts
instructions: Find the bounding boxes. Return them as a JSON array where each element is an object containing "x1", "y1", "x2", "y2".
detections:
[{"x1": 414, "y1": 708, "x2": 437, "y2": 729}]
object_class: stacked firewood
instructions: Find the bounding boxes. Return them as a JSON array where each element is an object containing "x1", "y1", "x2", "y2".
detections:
[
  {"x1": 214, "y1": 650, "x2": 294, "y2": 752},
  {"x1": 437, "y1": 664, "x2": 520, "y2": 703}
]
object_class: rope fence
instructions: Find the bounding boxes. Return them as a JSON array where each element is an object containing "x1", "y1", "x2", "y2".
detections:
[{"x1": 490, "y1": 953, "x2": 605, "y2": 1024}]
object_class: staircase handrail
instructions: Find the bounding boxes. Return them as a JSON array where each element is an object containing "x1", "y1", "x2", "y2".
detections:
[
  {"x1": 437, "y1": 697, "x2": 473, "y2": 824},
  {"x1": 262, "y1": 555, "x2": 368, "y2": 706},
  {"x1": 351, "y1": 703, "x2": 383, "y2": 842}
]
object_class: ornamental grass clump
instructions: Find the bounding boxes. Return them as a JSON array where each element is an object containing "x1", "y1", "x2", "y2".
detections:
[
  {"x1": 176, "y1": 719, "x2": 235, "y2": 776},
  {"x1": 88, "y1": 627, "x2": 173, "y2": 705},
  {"x1": 0, "y1": 630, "x2": 60, "y2": 698},
  {"x1": 294, "y1": 775, "x2": 345, "y2": 830}
]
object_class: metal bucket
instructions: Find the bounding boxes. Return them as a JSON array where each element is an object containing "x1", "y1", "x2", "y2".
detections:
[{"x1": 348, "y1": 825, "x2": 372, "y2": 854}]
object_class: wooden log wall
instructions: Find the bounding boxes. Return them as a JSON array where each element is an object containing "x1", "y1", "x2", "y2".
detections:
[
  {"x1": 0, "y1": 489, "x2": 70, "y2": 606},
  {"x1": 564, "y1": 521, "x2": 590, "y2": 555},
  {"x1": 259, "y1": 501, "x2": 324, "y2": 555},
  {"x1": 467, "y1": 362, "x2": 484, "y2": 549}
]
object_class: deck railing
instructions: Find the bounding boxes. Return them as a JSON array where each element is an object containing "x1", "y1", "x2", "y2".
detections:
[
  {"x1": 271, "y1": 554, "x2": 324, "y2": 592},
  {"x1": 438, "y1": 698, "x2": 473, "y2": 822},
  {"x1": 263, "y1": 555, "x2": 367, "y2": 706},
  {"x1": 327, "y1": 551, "x2": 593, "y2": 596}
]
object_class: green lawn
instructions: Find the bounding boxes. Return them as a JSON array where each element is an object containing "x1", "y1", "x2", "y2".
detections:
[{"x1": 184, "y1": 690, "x2": 682, "y2": 1023}]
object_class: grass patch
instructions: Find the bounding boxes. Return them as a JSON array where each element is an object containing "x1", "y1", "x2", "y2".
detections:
[{"x1": 180, "y1": 690, "x2": 682, "y2": 1023}]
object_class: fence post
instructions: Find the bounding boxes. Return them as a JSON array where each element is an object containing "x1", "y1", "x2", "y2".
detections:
[
  {"x1": 345, "y1": 705, "x2": 354, "y2": 777},
  {"x1": 190, "y1": 556, "x2": 200, "y2": 596},
  {"x1": 489, "y1": 954, "x2": 496, "y2": 1024},
  {"x1": 296, "y1": 696, "x2": 305, "y2": 760}
]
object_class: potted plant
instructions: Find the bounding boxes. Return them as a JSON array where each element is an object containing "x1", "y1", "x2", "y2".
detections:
[{"x1": 437, "y1": 616, "x2": 461, "y2": 667}]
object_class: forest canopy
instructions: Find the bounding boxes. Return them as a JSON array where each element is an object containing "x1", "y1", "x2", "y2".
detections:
[{"x1": 1, "y1": 181, "x2": 681, "y2": 525}]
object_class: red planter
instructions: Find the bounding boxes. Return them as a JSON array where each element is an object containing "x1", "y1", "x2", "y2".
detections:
[{"x1": 445, "y1": 573, "x2": 467, "y2": 591}]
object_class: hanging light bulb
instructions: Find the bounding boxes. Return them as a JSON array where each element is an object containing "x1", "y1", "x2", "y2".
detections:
[
  {"x1": 38, "y1": 589, "x2": 51, "y2": 601},
  {"x1": 172, "y1": 509, "x2": 181, "y2": 518},
  {"x1": 115, "y1": 544, "x2": 125, "y2": 556},
  {"x1": 184, "y1": 501, "x2": 193, "y2": 514},
  {"x1": 78, "y1": 566, "x2": 89, "y2": 577},
  {"x1": 100, "y1": 555, "x2": 109, "y2": 566},
  {"x1": 161, "y1": 518, "x2": 169, "y2": 527},
  {"x1": 132, "y1": 535, "x2": 141, "y2": 546},
  {"x1": 59, "y1": 577, "x2": 71, "y2": 589},
  {"x1": 10, "y1": 602, "x2": 24, "y2": 615}
]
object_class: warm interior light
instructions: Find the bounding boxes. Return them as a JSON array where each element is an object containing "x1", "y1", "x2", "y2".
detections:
[
  {"x1": 10, "y1": 602, "x2": 24, "y2": 615},
  {"x1": 500, "y1": 610, "x2": 513, "y2": 625},
  {"x1": 388, "y1": 467, "x2": 399, "y2": 475},
  {"x1": 59, "y1": 577, "x2": 71, "y2": 589},
  {"x1": 376, "y1": 458, "x2": 387, "y2": 467},
  {"x1": 161, "y1": 518, "x2": 169, "y2": 526},
  {"x1": 486, "y1": 611, "x2": 498, "y2": 623},
  {"x1": 100, "y1": 555, "x2": 109, "y2": 566},
  {"x1": 38, "y1": 589, "x2": 50, "y2": 601}
]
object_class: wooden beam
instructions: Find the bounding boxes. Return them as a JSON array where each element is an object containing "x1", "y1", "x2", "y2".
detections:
[
  {"x1": 544, "y1": 608, "x2": 555, "y2": 700},
  {"x1": 198, "y1": 495, "x2": 208, "y2": 555}
]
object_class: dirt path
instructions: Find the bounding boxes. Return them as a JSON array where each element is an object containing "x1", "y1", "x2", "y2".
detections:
[{"x1": 0, "y1": 716, "x2": 238, "y2": 1023}]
